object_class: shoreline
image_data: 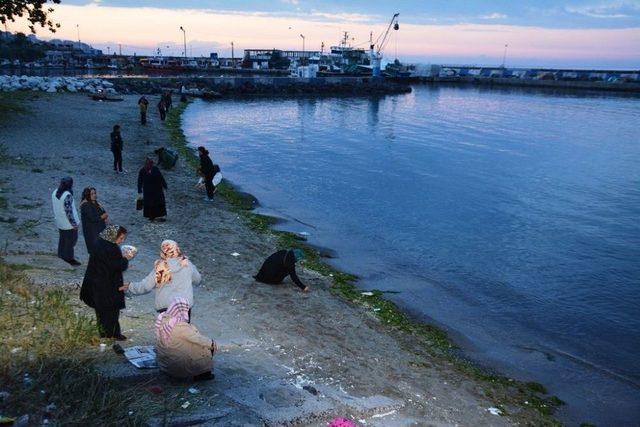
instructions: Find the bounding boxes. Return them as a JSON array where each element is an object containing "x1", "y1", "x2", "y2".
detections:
[
  {"x1": 167, "y1": 101, "x2": 567, "y2": 421},
  {"x1": 0, "y1": 92, "x2": 562, "y2": 425}
]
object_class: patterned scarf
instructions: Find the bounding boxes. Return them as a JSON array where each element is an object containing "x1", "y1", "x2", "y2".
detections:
[
  {"x1": 99, "y1": 225, "x2": 120, "y2": 243},
  {"x1": 154, "y1": 240, "x2": 188, "y2": 287},
  {"x1": 155, "y1": 298, "x2": 190, "y2": 345}
]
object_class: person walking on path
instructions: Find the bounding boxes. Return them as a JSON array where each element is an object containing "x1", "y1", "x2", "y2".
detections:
[
  {"x1": 137, "y1": 158, "x2": 168, "y2": 221},
  {"x1": 163, "y1": 91, "x2": 173, "y2": 112},
  {"x1": 51, "y1": 177, "x2": 81, "y2": 266},
  {"x1": 197, "y1": 146, "x2": 218, "y2": 201},
  {"x1": 128, "y1": 240, "x2": 201, "y2": 316},
  {"x1": 155, "y1": 298, "x2": 217, "y2": 381},
  {"x1": 80, "y1": 187, "x2": 108, "y2": 255},
  {"x1": 157, "y1": 98, "x2": 167, "y2": 122},
  {"x1": 138, "y1": 96, "x2": 149, "y2": 125},
  {"x1": 80, "y1": 225, "x2": 132, "y2": 340},
  {"x1": 110, "y1": 124, "x2": 124, "y2": 173},
  {"x1": 254, "y1": 249, "x2": 309, "y2": 292}
]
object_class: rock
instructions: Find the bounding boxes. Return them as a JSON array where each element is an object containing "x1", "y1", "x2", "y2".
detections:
[
  {"x1": 14, "y1": 415, "x2": 29, "y2": 427},
  {"x1": 0, "y1": 391, "x2": 9, "y2": 401}
]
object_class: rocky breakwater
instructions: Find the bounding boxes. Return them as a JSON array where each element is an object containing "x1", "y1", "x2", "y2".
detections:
[
  {"x1": 107, "y1": 76, "x2": 412, "y2": 97},
  {"x1": 0, "y1": 75, "x2": 118, "y2": 94}
]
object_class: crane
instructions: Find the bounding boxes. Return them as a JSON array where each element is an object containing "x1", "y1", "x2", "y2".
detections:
[{"x1": 370, "y1": 13, "x2": 399, "y2": 76}]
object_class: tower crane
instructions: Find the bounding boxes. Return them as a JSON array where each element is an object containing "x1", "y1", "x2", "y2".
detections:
[{"x1": 370, "y1": 13, "x2": 399, "y2": 76}]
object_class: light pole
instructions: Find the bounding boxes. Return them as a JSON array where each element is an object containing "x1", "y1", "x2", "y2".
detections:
[
  {"x1": 501, "y1": 43, "x2": 508, "y2": 68},
  {"x1": 299, "y1": 34, "x2": 305, "y2": 54},
  {"x1": 76, "y1": 24, "x2": 81, "y2": 48},
  {"x1": 231, "y1": 41, "x2": 235, "y2": 66},
  {"x1": 179, "y1": 26, "x2": 187, "y2": 58}
]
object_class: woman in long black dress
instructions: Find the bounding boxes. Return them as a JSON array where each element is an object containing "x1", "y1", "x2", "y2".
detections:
[
  {"x1": 80, "y1": 187, "x2": 108, "y2": 254},
  {"x1": 80, "y1": 225, "x2": 132, "y2": 340},
  {"x1": 138, "y1": 158, "x2": 168, "y2": 221}
]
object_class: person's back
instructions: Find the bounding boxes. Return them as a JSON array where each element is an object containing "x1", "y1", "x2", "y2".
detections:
[
  {"x1": 156, "y1": 322, "x2": 212, "y2": 379},
  {"x1": 254, "y1": 249, "x2": 308, "y2": 291},
  {"x1": 110, "y1": 130, "x2": 122, "y2": 152}
]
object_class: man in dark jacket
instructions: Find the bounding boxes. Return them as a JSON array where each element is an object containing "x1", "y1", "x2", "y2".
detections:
[
  {"x1": 80, "y1": 225, "x2": 132, "y2": 340},
  {"x1": 110, "y1": 124, "x2": 124, "y2": 173},
  {"x1": 254, "y1": 249, "x2": 309, "y2": 292},
  {"x1": 198, "y1": 146, "x2": 218, "y2": 201}
]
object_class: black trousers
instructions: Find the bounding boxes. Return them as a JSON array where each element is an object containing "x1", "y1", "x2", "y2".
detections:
[
  {"x1": 95, "y1": 308, "x2": 121, "y2": 338},
  {"x1": 140, "y1": 111, "x2": 147, "y2": 124},
  {"x1": 204, "y1": 175, "x2": 215, "y2": 199},
  {"x1": 159, "y1": 110, "x2": 166, "y2": 121},
  {"x1": 57, "y1": 228, "x2": 78, "y2": 261},
  {"x1": 112, "y1": 150, "x2": 122, "y2": 172}
]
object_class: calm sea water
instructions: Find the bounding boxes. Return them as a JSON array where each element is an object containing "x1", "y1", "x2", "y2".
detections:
[{"x1": 183, "y1": 85, "x2": 640, "y2": 426}]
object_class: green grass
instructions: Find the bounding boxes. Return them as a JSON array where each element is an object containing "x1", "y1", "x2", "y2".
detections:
[
  {"x1": 0, "y1": 261, "x2": 178, "y2": 425},
  {"x1": 0, "y1": 92, "x2": 31, "y2": 123},
  {"x1": 164, "y1": 101, "x2": 564, "y2": 423}
]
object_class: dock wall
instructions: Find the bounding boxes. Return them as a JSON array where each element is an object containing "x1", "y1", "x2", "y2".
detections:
[{"x1": 106, "y1": 76, "x2": 412, "y2": 96}]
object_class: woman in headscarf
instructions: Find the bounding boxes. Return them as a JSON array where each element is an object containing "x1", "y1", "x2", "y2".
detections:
[
  {"x1": 156, "y1": 298, "x2": 217, "y2": 381},
  {"x1": 80, "y1": 224, "x2": 133, "y2": 340},
  {"x1": 137, "y1": 158, "x2": 168, "y2": 221},
  {"x1": 80, "y1": 187, "x2": 108, "y2": 255},
  {"x1": 51, "y1": 176, "x2": 81, "y2": 266},
  {"x1": 128, "y1": 240, "x2": 201, "y2": 316},
  {"x1": 254, "y1": 248, "x2": 309, "y2": 292}
]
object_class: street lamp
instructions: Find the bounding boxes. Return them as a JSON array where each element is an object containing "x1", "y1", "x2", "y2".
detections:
[
  {"x1": 179, "y1": 26, "x2": 187, "y2": 58},
  {"x1": 299, "y1": 34, "x2": 305, "y2": 54},
  {"x1": 501, "y1": 43, "x2": 509, "y2": 68}
]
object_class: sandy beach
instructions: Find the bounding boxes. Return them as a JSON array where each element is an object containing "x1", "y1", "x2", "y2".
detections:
[{"x1": 0, "y1": 93, "x2": 558, "y2": 426}]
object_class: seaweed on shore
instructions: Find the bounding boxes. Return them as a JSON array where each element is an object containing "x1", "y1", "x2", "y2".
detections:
[{"x1": 164, "y1": 101, "x2": 564, "y2": 424}]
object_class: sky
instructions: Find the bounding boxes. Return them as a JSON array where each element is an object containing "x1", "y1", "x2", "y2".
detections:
[{"x1": 7, "y1": 0, "x2": 640, "y2": 68}]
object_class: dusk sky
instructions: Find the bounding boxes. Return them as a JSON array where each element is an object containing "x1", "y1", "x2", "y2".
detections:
[{"x1": 9, "y1": 0, "x2": 640, "y2": 68}]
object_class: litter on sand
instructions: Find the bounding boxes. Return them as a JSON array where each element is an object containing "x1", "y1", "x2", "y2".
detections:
[
  {"x1": 371, "y1": 410, "x2": 396, "y2": 418},
  {"x1": 230, "y1": 252, "x2": 240, "y2": 257},
  {"x1": 124, "y1": 346, "x2": 158, "y2": 369},
  {"x1": 188, "y1": 387, "x2": 199, "y2": 394},
  {"x1": 181, "y1": 401, "x2": 190, "y2": 409},
  {"x1": 361, "y1": 292, "x2": 374, "y2": 296},
  {"x1": 487, "y1": 407, "x2": 503, "y2": 416}
]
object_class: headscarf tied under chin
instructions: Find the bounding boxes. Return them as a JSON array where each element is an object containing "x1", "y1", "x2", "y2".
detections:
[
  {"x1": 154, "y1": 240, "x2": 189, "y2": 287},
  {"x1": 55, "y1": 177, "x2": 73, "y2": 199},
  {"x1": 99, "y1": 224, "x2": 121, "y2": 243},
  {"x1": 155, "y1": 298, "x2": 190, "y2": 345}
]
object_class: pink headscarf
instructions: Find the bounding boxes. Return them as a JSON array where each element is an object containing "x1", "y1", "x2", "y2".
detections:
[{"x1": 155, "y1": 298, "x2": 190, "y2": 345}]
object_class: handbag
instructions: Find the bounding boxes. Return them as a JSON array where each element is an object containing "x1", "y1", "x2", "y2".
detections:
[{"x1": 136, "y1": 197, "x2": 143, "y2": 211}]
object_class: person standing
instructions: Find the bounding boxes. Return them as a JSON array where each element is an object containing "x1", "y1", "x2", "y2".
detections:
[
  {"x1": 197, "y1": 146, "x2": 217, "y2": 201},
  {"x1": 138, "y1": 96, "x2": 149, "y2": 125},
  {"x1": 137, "y1": 158, "x2": 168, "y2": 221},
  {"x1": 51, "y1": 177, "x2": 81, "y2": 266},
  {"x1": 163, "y1": 91, "x2": 173, "y2": 112},
  {"x1": 80, "y1": 225, "x2": 132, "y2": 340},
  {"x1": 157, "y1": 99, "x2": 167, "y2": 122},
  {"x1": 80, "y1": 187, "x2": 108, "y2": 255},
  {"x1": 127, "y1": 240, "x2": 201, "y2": 315},
  {"x1": 110, "y1": 125, "x2": 124, "y2": 173},
  {"x1": 254, "y1": 249, "x2": 309, "y2": 292}
]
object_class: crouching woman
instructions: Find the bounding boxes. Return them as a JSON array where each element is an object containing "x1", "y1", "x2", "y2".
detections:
[{"x1": 156, "y1": 298, "x2": 217, "y2": 381}]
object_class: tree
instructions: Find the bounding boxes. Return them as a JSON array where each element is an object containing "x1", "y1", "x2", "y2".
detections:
[{"x1": 0, "y1": 0, "x2": 62, "y2": 34}]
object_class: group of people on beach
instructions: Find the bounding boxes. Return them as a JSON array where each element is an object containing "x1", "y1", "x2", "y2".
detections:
[
  {"x1": 49, "y1": 94, "x2": 309, "y2": 381},
  {"x1": 137, "y1": 91, "x2": 173, "y2": 125}
]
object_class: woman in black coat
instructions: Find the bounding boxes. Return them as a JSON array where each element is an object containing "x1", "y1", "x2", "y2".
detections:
[
  {"x1": 80, "y1": 225, "x2": 132, "y2": 340},
  {"x1": 80, "y1": 187, "x2": 108, "y2": 254},
  {"x1": 138, "y1": 158, "x2": 168, "y2": 221}
]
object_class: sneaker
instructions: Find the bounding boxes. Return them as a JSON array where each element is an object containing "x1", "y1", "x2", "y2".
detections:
[
  {"x1": 65, "y1": 259, "x2": 82, "y2": 266},
  {"x1": 114, "y1": 334, "x2": 128, "y2": 341},
  {"x1": 203, "y1": 197, "x2": 214, "y2": 202}
]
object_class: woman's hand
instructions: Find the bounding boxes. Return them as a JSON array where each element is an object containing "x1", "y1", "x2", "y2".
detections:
[
  {"x1": 118, "y1": 282, "x2": 129, "y2": 292},
  {"x1": 101, "y1": 212, "x2": 108, "y2": 220}
]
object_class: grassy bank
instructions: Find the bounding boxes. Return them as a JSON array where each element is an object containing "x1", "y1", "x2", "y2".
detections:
[{"x1": 165, "y1": 101, "x2": 564, "y2": 424}]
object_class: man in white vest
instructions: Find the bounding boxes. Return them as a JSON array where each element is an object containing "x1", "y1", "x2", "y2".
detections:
[{"x1": 51, "y1": 176, "x2": 81, "y2": 266}]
